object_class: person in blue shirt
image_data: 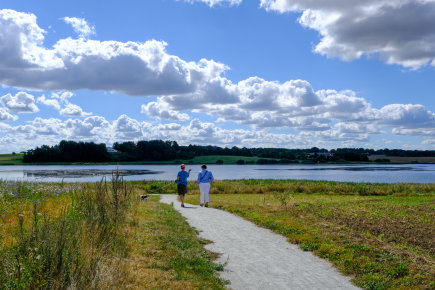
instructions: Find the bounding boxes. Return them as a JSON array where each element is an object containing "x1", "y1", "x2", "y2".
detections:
[
  {"x1": 176, "y1": 164, "x2": 191, "y2": 207},
  {"x1": 197, "y1": 164, "x2": 214, "y2": 207}
]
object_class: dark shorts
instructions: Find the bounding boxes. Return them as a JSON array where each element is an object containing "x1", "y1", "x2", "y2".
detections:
[{"x1": 177, "y1": 184, "x2": 187, "y2": 196}]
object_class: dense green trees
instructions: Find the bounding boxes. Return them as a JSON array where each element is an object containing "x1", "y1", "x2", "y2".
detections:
[
  {"x1": 23, "y1": 141, "x2": 110, "y2": 163},
  {"x1": 22, "y1": 139, "x2": 434, "y2": 163}
]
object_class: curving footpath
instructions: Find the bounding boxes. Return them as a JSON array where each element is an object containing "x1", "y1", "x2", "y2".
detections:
[{"x1": 160, "y1": 195, "x2": 359, "y2": 290}]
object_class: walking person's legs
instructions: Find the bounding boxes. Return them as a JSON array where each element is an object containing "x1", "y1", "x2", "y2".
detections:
[
  {"x1": 199, "y1": 183, "x2": 204, "y2": 206},
  {"x1": 177, "y1": 184, "x2": 187, "y2": 207},
  {"x1": 199, "y1": 183, "x2": 209, "y2": 206},
  {"x1": 203, "y1": 183, "x2": 210, "y2": 207},
  {"x1": 180, "y1": 194, "x2": 185, "y2": 207}
]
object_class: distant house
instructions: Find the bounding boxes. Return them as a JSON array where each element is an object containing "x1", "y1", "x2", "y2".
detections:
[
  {"x1": 308, "y1": 152, "x2": 334, "y2": 158},
  {"x1": 106, "y1": 147, "x2": 118, "y2": 154}
]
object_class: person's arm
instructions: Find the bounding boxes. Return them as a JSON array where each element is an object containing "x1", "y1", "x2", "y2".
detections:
[
  {"x1": 176, "y1": 172, "x2": 181, "y2": 182},
  {"x1": 209, "y1": 172, "x2": 214, "y2": 183},
  {"x1": 197, "y1": 172, "x2": 201, "y2": 183},
  {"x1": 188, "y1": 168, "x2": 192, "y2": 177}
]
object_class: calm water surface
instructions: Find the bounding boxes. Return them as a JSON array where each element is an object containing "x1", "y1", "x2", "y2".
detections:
[{"x1": 0, "y1": 164, "x2": 434, "y2": 183}]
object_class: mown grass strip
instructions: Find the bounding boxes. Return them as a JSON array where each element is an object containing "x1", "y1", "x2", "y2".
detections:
[{"x1": 119, "y1": 195, "x2": 226, "y2": 289}]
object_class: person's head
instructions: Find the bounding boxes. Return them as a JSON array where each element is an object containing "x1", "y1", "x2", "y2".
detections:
[
  {"x1": 201, "y1": 164, "x2": 207, "y2": 170},
  {"x1": 180, "y1": 164, "x2": 186, "y2": 170}
]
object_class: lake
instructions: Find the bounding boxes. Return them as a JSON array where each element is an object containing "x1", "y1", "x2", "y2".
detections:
[{"x1": 0, "y1": 164, "x2": 434, "y2": 183}]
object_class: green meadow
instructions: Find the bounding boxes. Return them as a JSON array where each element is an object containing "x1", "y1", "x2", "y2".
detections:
[
  {"x1": 0, "y1": 177, "x2": 225, "y2": 289},
  {"x1": 1, "y1": 178, "x2": 434, "y2": 289},
  {"x1": 0, "y1": 153, "x2": 24, "y2": 165},
  {"x1": 183, "y1": 180, "x2": 435, "y2": 289}
]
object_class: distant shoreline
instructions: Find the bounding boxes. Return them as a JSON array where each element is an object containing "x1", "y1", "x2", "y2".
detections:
[{"x1": 1, "y1": 153, "x2": 434, "y2": 165}]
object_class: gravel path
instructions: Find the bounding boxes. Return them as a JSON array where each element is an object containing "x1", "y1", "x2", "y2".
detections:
[{"x1": 160, "y1": 195, "x2": 359, "y2": 290}]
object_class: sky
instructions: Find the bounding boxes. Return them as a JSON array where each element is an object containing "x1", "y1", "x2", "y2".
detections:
[{"x1": 0, "y1": 0, "x2": 434, "y2": 153}]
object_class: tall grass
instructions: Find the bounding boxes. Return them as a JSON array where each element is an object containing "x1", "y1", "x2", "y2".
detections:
[
  {"x1": 0, "y1": 171, "x2": 133, "y2": 289},
  {"x1": 205, "y1": 179, "x2": 434, "y2": 196}
]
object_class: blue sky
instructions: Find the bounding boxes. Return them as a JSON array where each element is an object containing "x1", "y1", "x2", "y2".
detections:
[{"x1": 0, "y1": 0, "x2": 434, "y2": 153}]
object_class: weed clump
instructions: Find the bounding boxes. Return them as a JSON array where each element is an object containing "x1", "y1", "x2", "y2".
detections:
[{"x1": 0, "y1": 171, "x2": 133, "y2": 289}]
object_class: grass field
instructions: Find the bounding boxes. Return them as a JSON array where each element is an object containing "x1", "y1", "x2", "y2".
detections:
[
  {"x1": 0, "y1": 153, "x2": 24, "y2": 165},
  {"x1": 368, "y1": 156, "x2": 435, "y2": 163},
  {"x1": 181, "y1": 180, "x2": 435, "y2": 289},
  {"x1": 1, "y1": 178, "x2": 434, "y2": 289},
  {"x1": 0, "y1": 178, "x2": 225, "y2": 289}
]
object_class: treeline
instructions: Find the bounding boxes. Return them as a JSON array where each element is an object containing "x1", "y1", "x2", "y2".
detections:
[
  {"x1": 22, "y1": 140, "x2": 435, "y2": 163},
  {"x1": 113, "y1": 141, "x2": 254, "y2": 161},
  {"x1": 23, "y1": 140, "x2": 111, "y2": 163}
]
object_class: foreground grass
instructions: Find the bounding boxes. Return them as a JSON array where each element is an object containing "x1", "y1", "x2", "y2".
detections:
[
  {"x1": 0, "y1": 179, "x2": 225, "y2": 289},
  {"x1": 181, "y1": 180, "x2": 435, "y2": 290},
  {"x1": 0, "y1": 176, "x2": 133, "y2": 288},
  {"x1": 120, "y1": 195, "x2": 226, "y2": 289}
]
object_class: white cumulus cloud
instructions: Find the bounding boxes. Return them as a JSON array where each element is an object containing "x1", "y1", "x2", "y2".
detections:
[
  {"x1": 0, "y1": 9, "x2": 227, "y2": 97},
  {"x1": 60, "y1": 103, "x2": 92, "y2": 117},
  {"x1": 62, "y1": 16, "x2": 95, "y2": 38},
  {"x1": 0, "y1": 107, "x2": 18, "y2": 121},
  {"x1": 113, "y1": 114, "x2": 144, "y2": 139},
  {"x1": 184, "y1": 0, "x2": 243, "y2": 7},
  {"x1": 260, "y1": 0, "x2": 435, "y2": 69},
  {"x1": 0, "y1": 92, "x2": 39, "y2": 113},
  {"x1": 37, "y1": 95, "x2": 61, "y2": 110},
  {"x1": 141, "y1": 100, "x2": 190, "y2": 121}
]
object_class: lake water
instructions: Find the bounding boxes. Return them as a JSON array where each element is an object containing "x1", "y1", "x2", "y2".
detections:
[{"x1": 0, "y1": 164, "x2": 434, "y2": 183}]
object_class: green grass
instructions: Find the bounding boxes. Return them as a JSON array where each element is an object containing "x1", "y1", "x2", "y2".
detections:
[
  {"x1": 122, "y1": 195, "x2": 226, "y2": 289},
  {"x1": 0, "y1": 153, "x2": 24, "y2": 165},
  {"x1": 182, "y1": 180, "x2": 435, "y2": 290},
  {"x1": 0, "y1": 178, "x2": 225, "y2": 289}
]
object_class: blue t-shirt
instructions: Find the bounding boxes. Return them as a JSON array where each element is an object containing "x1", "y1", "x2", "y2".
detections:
[
  {"x1": 177, "y1": 170, "x2": 189, "y2": 186},
  {"x1": 197, "y1": 170, "x2": 214, "y2": 183}
]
